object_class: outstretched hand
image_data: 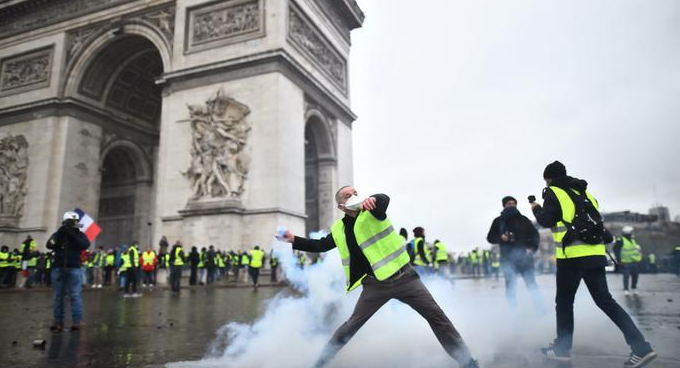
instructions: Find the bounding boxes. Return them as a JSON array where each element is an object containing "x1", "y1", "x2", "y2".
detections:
[
  {"x1": 360, "y1": 197, "x2": 376, "y2": 211},
  {"x1": 283, "y1": 230, "x2": 295, "y2": 243}
]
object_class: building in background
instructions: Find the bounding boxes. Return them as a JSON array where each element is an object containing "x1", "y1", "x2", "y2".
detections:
[{"x1": 0, "y1": 0, "x2": 364, "y2": 250}]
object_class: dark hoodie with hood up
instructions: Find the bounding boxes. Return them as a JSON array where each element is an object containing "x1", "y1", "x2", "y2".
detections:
[{"x1": 532, "y1": 176, "x2": 611, "y2": 269}]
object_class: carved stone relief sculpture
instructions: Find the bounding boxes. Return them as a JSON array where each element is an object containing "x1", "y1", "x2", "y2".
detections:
[
  {"x1": 288, "y1": 2, "x2": 347, "y2": 92},
  {"x1": 182, "y1": 88, "x2": 251, "y2": 200},
  {"x1": 0, "y1": 134, "x2": 29, "y2": 219},
  {"x1": 0, "y1": 46, "x2": 53, "y2": 95},
  {"x1": 186, "y1": 0, "x2": 264, "y2": 53}
]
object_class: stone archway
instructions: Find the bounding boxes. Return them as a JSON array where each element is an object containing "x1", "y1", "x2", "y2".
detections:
[
  {"x1": 70, "y1": 33, "x2": 164, "y2": 248},
  {"x1": 304, "y1": 111, "x2": 337, "y2": 234}
]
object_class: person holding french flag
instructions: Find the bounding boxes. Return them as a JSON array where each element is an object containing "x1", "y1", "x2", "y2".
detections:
[{"x1": 45, "y1": 208, "x2": 100, "y2": 332}]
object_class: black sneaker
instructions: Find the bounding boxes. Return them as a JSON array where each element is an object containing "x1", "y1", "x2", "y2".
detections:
[
  {"x1": 540, "y1": 345, "x2": 571, "y2": 361},
  {"x1": 624, "y1": 350, "x2": 657, "y2": 368}
]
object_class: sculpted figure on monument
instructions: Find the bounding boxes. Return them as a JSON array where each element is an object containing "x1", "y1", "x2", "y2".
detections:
[
  {"x1": 183, "y1": 88, "x2": 251, "y2": 199},
  {"x1": 0, "y1": 134, "x2": 29, "y2": 217}
]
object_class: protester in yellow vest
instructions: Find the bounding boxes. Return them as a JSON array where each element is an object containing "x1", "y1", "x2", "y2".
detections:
[
  {"x1": 123, "y1": 244, "x2": 140, "y2": 297},
  {"x1": 433, "y1": 240, "x2": 449, "y2": 276},
  {"x1": 411, "y1": 226, "x2": 431, "y2": 276},
  {"x1": 169, "y1": 241, "x2": 184, "y2": 293},
  {"x1": 19, "y1": 235, "x2": 37, "y2": 289},
  {"x1": 0, "y1": 245, "x2": 10, "y2": 288},
  {"x1": 281, "y1": 186, "x2": 480, "y2": 368},
  {"x1": 248, "y1": 246, "x2": 265, "y2": 288},
  {"x1": 104, "y1": 250, "x2": 115, "y2": 286},
  {"x1": 614, "y1": 226, "x2": 643, "y2": 296},
  {"x1": 531, "y1": 161, "x2": 656, "y2": 366}
]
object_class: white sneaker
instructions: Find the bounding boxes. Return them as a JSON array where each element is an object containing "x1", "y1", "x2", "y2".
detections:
[
  {"x1": 132, "y1": 293, "x2": 142, "y2": 298},
  {"x1": 624, "y1": 290, "x2": 630, "y2": 296},
  {"x1": 633, "y1": 290, "x2": 638, "y2": 296},
  {"x1": 123, "y1": 293, "x2": 132, "y2": 298}
]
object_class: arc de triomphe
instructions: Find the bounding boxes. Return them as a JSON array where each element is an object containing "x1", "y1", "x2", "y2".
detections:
[{"x1": 0, "y1": 0, "x2": 363, "y2": 251}]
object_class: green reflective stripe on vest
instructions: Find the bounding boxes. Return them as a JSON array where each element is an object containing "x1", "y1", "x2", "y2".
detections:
[
  {"x1": 620, "y1": 237, "x2": 642, "y2": 263},
  {"x1": 359, "y1": 225, "x2": 395, "y2": 250},
  {"x1": 549, "y1": 186, "x2": 606, "y2": 259},
  {"x1": 371, "y1": 244, "x2": 407, "y2": 272},
  {"x1": 331, "y1": 211, "x2": 410, "y2": 293}
]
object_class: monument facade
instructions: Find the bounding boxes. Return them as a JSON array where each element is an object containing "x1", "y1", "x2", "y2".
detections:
[{"x1": 0, "y1": 0, "x2": 364, "y2": 251}]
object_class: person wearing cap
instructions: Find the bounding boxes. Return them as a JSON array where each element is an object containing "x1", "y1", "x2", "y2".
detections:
[
  {"x1": 46, "y1": 211, "x2": 91, "y2": 332},
  {"x1": 614, "y1": 227, "x2": 643, "y2": 296},
  {"x1": 531, "y1": 161, "x2": 656, "y2": 367},
  {"x1": 487, "y1": 195, "x2": 543, "y2": 310},
  {"x1": 280, "y1": 185, "x2": 480, "y2": 368}
]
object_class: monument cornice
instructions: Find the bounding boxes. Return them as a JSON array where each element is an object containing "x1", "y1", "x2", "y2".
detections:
[
  {"x1": 161, "y1": 48, "x2": 357, "y2": 124},
  {"x1": 0, "y1": 0, "x2": 142, "y2": 39},
  {"x1": 0, "y1": 97, "x2": 159, "y2": 143}
]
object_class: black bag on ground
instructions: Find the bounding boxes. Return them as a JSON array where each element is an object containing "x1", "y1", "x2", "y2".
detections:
[{"x1": 560, "y1": 188, "x2": 604, "y2": 246}]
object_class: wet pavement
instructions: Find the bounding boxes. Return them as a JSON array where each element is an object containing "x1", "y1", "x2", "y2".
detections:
[{"x1": 0, "y1": 274, "x2": 679, "y2": 368}]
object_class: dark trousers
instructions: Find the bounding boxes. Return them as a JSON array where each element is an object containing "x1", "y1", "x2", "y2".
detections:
[
  {"x1": 170, "y1": 266, "x2": 182, "y2": 292},
  {"x1": 104, "y1": 266, "x2": 114, "y2": 285},
  {"x1": 189, "y1": 265, "x2": 197, "y2": 285},
  {"x1": 621, "y1": 263, "x2": 639, "y2": 291},
  {"x1": 207, "y1": 266, "x2": 216, "y2": 284},
  {"x1": 555, "y1": 266, "x2": 650, "y2": 354},
  {"x1": 124, "y1": 268, "x2": 137, "y2": 293},
  {"x1": 249, "y1": 267, "x2": 260, "y2": 285},
  {"x1": 0, "y1": 267, "x2": 8, "y2": 287},
  {"x1": 271, "y1": 265, "x2": 278, "y2": 282},
  {"x1": 313, "y1": 266, "x2": 472, "y2": 367},
  {"x1": 143, "y1": 270, "x2": 154, "y2": 285}
]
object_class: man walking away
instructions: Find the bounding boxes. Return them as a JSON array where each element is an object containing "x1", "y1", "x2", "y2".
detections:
[
  {"x1": 249, "y1": 245, "x2": 264, "y2": 288},
  {"x1": 46, "y1": 211, "x2": 91, "y2": 332},
  {"x1": 0, "y1": 245, "x2": 10, "y2": 287},
  {"x1": 531, "y1": 161, "x2": 656, "y2": 368},
  {"x1": 189, "y1": 246, "x2": 199, "y2": 285},
  {"x1": 614, "y1": 227, "x2": 643, "y2": 296},
  {"x1": 92, "y1": 246, "x2": 105, "y2": 288},
  {"x1": 487, "y1": 195, "x2": 544, "y2": 311},
  {"x1": 169, "y1": 241, "x2": 185, "y2": 293},
  {"x1": 123, "y1": 244, "x2": 140, "y2": 297},
  {"x1": 104, "y1": 250, "x2": 115, "y2": 286},
  {"x1": 282, "y1": 186, "x2": 480, "y2": 368}
]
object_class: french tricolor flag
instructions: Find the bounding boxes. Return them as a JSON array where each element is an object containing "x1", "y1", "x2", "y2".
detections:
[{"x1": 74, "y1": 208, "x2": 101, "y2": 242}]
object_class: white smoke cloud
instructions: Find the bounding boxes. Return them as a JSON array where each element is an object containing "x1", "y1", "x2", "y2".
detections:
[{"x1": 168, "y1": 241, "x2": 639, "y2": 368}]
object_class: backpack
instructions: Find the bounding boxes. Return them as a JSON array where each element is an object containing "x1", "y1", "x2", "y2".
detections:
[{"x1": 559, "y1": 187, "x2": 604, "y2": 247}]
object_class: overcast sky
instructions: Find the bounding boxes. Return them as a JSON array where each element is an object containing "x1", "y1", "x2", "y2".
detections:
[{"x1": 349, "y1": 0, "x2": 680, "y2": 252}]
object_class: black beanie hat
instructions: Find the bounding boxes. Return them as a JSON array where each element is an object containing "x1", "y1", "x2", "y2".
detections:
[
  {"x1": 413, "y1": 227, "x2": 424, "y2": 237},
  {"x1": 543, "y1": 160, "x2": 567, "y2": 180},
  {"x1": 502, "y1": 196, "x2": 517, "y2": 207}
]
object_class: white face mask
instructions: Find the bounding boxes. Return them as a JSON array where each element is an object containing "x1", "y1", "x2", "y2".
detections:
[{"x1": 343, "y1": 195, "x2": 363, "y2": 211}]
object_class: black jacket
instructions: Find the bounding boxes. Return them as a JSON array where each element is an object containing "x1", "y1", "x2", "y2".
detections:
[
  {"x1": 45, "y1": 225, "x2": 91, "y2": 268},
  {"x1": 532, "y1": 176, "x2": 610, "y2": 268},
  {"x1": 293, "y1": 194, "x2": 390, "y2": 289},
  {"x1": 189, "y1": 250, "x2": 200, "y2": 267},
  {"x1": 487, "y1": 210, "x2": 539, "y2": 261}
]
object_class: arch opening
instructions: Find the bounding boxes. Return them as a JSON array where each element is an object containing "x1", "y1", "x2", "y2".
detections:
[{"x1": 304, "y1": 115, "x2": 336, "y2": 235}]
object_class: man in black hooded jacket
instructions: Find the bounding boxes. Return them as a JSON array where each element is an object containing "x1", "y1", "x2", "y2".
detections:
[
  {"x1": 487, "y1": 196, "x2": 544, "y2": 311},
  {"x1": 531, "y1": 161, "x2": 656, "y2": 368}
]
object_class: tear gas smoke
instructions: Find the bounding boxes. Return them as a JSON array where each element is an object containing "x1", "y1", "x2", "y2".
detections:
[{"x1": 168, "y1": 241, "x2": 639, "y2": 368}]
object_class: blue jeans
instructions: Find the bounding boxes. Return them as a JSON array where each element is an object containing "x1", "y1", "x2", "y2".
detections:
[{"x1": 52, "y1": 268, "x2": 83, "y2": 323}]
